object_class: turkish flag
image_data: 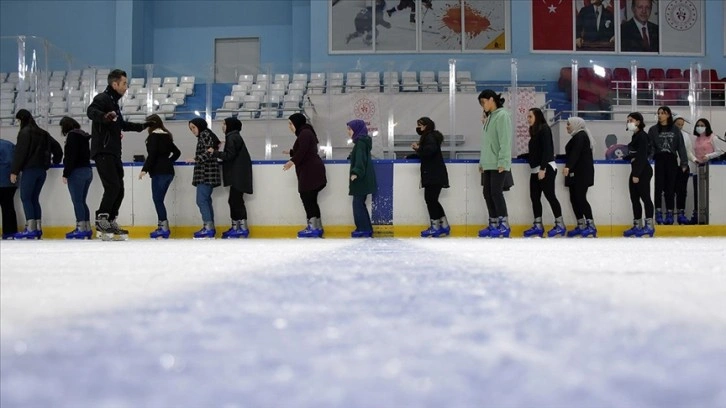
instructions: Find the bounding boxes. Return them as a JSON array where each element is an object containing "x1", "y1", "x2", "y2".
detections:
[{"x1": 532, "y1": 0, "x2": 574, "y2": 51}]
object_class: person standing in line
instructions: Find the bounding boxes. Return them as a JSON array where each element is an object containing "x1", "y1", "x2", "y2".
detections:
[
  {"x1": 188, "y1": 118, "x2": 221, "y2": 239},
  {"x1": 672, "y1": 113, "x2": 697, "y2": 225},
  {"x1": 693, "y1": 118, "x2": 723, "y2": 164},
  {"x1": 10, "y1": 109, "x2": 63, "y2": 239},
  {"x1": 346, "y1": 119, "x2": 377, "y2": 238},
  {"x1": 563, "y1": 117, "x2": 597, "y2": 238},
  {"x1": 139, "y1": 114, "x2": 181, "y2": 239},
  {"x1": 622, "y1": 112, "x2": 655, "y2": 238},
  {"x1": 59, "y1": 116, "x2": 93, "y2": 240},
  {"x1": 411, "y1": 117, "x2": 449, "y2": 238},
  {"x1": 647, "y1": 106, "x2": 688, "y2": 225},
  {"x1": 283, "y1": 113, "x2": 327, "y2": 238},
  {"x1": 523, "y1": 108, "x2": 565, "y2": 238},
  {"x1": 0, "y1": 137, "x2": 18, "y2": 239},
  {"x1": 86, "y1": 69, "x2": 148, "y2": 240},
  {"x1": 477, "y1": 90, "x2": 512, "y2": 238},
  {"x1": 209, "y1": 117, "x2": 253, "y2": 239}
]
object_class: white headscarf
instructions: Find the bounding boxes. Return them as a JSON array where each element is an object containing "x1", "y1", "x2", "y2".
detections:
[{"x1": 567, "y1": 116, "x2": 595, "y2": 150}]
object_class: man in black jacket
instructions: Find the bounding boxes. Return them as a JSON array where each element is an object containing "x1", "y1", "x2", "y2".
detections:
[{"x1": 86, "y1": 69, "x2": 147, "y2": 239}]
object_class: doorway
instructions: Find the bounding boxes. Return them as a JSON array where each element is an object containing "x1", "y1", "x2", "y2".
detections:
[{"x1": 214, "y1": 38, "x2": 260, "y2": 83}]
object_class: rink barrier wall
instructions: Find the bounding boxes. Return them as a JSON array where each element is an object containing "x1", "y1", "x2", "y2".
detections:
[{"x1": 4, "y1": 159, "x2": 725, "y2": 239}]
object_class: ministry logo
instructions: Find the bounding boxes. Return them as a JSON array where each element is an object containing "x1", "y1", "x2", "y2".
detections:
[
  {"x1": 353, "y1": 97, "x2": 376, "y2": 121},
  {"x1": 665, "y1": 0, "x2": 697, "y2": 31}
]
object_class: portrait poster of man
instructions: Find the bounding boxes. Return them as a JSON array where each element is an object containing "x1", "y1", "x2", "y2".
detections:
[
  {"x1": 575, "y1": 0, "x2": 616, "y2": 52},
  {"x1": 619, "y1": 0, "x2": 659, "y2": 53}
]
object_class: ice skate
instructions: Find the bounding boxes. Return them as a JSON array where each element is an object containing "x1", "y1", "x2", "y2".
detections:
[
  {"x1": 193, "y1": 222, "x2": 216, "y2": 239},
  {"x1": 150, "y1": 220, "x2": 170, "y2": 239}
]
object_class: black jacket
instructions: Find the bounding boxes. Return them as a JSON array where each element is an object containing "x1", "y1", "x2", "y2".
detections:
[
  {"x1": 626, "y1": 129, "x2": 651, "y2": 178},
  {"x1": 528, "y1": 125, "x2": 555, "y2": 170},
  {"x1": 87, "y1": 86, "x2": 145, "y2": 159},
  {"x1": 213, "y1": 130, "x2": 253, "y2": 193},
  {"x1": 620, "y1": 19, "x2": 659, "y2": 52},
  {"x1": 62, "y1": 129, "x2": 91, "y2": 178},
  {"x1": 565, "y1": 131, "x2": 594, "y2": 187},
  {"x1": 289, "y1": 125, "x2": 326, "y2": 193},
  {"x1": 142, "y1": 130, "x2": 181, "y2": 177},
  {"x1": 415, "y1": 130, "x2": 449, "y2": 188},
  {"x1": 11, "y1": 125, "x2": 62, "y2": 174}
]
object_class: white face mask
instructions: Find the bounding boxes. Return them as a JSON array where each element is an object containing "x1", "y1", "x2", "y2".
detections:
[
  {"x1": 695, "y1": 126, "x2": 706, "y2": 134},
  {"x1": 626, "y1": 122, "x2": 638, "y2": 131}
]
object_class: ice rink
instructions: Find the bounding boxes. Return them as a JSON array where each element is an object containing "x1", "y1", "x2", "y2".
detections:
[{"x1": 1, "y1": 238, "x2": 725, "y2": 407}]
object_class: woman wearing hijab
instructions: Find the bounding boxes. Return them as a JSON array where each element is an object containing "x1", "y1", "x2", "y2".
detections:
[
  {"x1": 211, "y1": 117, "x2": 253, "y2": 239},
  {"x1": 139, "y1": 114, "x2": 181, "y2": 239},
  {"x1": 60, "y1": 116, "x2": 93, "y2": 239},
  {"x1": 477, "y1": 90, "x2": 512, "y2": 238},
  {"x1": 347, "y1": 119, "x2": 377, "y2": 238},
  {"x1": 411, "y1": 116, "x2": 450, "y2": 237},
  {"x1": 563, "y1": 116, "x2": 596, "y2": 238},
  {"x1": 10, "y1": 109, "x2": 63, "y2": 239},
  {"x1": 188, "y1": 117, "x2": 221, "y2": 238},
  {"x1": 622, "y1": 112, "x2": 655, "y2": 237},
  {"x1": 283, "y1": 113, "x2": 327, "y2": 238}
]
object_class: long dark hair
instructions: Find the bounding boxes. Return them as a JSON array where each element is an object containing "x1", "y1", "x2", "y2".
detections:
[
  {"x1": 693, "y1": 118, "x2": 713, "y2": 137},
  {"x1": 146, "y1": 114, "x2": 173, "y2": 141},
  {"x1": 59, "y1": 116, "x2": 81, "y2": 136},
  {"x1": 417, "y1": 116, "x2": 443, "y2": 145},
  {"x1": 627, "y1": 112, "x2": 646, "y2": 132},
  {"x1": 528, "y1": 108, "x2": 547, "y2": 137},
  {"x1": 657, "y1": 106, "x2": 674, "y2": 130},
  {"x1": 15, "y1": 109, "x2": 39, "y2": 130}
]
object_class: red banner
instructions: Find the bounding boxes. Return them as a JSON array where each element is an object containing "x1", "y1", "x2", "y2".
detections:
[{"x1": 532, "y1": 0, "x2": 574, "y2": 51}]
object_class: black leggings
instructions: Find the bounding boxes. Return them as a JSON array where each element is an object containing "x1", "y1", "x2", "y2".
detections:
[
  {"x1": 228, "y1": 187, "x2": 247, "y2": 221},
  {"x1": 568, "y1": 184, "x2": 593, "y2": 220},
  {"x1": 482, "y1": 170, "x2": 508, "y2": 218},
  {"x1": 424, "y1": 186, "x2": 446, "y2": 220},
  {"x1": 629, "y1": 167, "x2": 654, "y2": 219},
  {"x1": 94, "y1": 154, "x2": 124, "y2": 219},
  {"x1": 653, "y1": 153, "x2": 679, "y2": 211},
  {"x1": 300, "y1": 186, "x2": 324, "y2": 219},
  {"x1": 529, "y1": 166, "x2": 562, "y2": 219}
]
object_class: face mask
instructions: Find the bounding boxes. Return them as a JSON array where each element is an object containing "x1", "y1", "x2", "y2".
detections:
[
  {"x1": 626, "y1": 122, "x2": 638, "y2": 131},
  {"x1": 695, "y1": 126, "x2": 706, "y2": 134},
  {"x1": 416, "y1": 127, "x2": 423, "y2": 135}
]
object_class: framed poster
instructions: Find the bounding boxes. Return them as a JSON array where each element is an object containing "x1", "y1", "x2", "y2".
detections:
[
  {"x1": 331, "y1": 0, "x2": 510, "y2": 54},
  {"x1": 658, "y1": 0, "x2": 704, "y2": 55}
]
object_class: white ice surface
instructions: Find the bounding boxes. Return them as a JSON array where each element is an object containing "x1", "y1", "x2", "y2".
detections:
[{"x1": 1, "y1": 238, "x2": 726, "y2": 407}]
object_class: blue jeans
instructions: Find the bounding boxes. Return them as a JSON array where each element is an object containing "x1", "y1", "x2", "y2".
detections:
[
  {"x1": 67, "y1": 167, "x2": 93, "y2": 222},
  {"x1": 151, "y1": 174, "x2": 174, "y2": 221},
  {"x1": 195, "y1": 183, "x2": 214, "y2": 223},
  {"x1": 352, "y1": 194, "x2": 372, "y2": 232},
  {"x1": 19, "y1": 167, "x2": 46, "y2": 220}
]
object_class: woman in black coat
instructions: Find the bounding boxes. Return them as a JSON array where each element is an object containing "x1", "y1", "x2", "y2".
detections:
[
  {"x1": 524, "y1": 108, "x2": 565, "y2": 238},
  {"x1": 411, "y1": 116, "x2": 450, "y2": 237},
  {"x1": 60, "y1": 116, "x2": 93, "y2": 239},
  {"x1": 139, "y1": 114, "x2": 181, "y2": 239},
  {"x1": 283, "y1": 113, "x2": 327, "y2": 238},
  {"x1": 564, "y1": 116, "x2": 596, "y2": 238},
  {"x1": 212, "y1": 117, "x2": 253, "y2": 238},
  {"x1": 10, "y1": 109, "x2": 63, "y2": 239}
]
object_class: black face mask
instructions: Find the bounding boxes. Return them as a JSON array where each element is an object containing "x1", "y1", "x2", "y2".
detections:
[{"x1": 416, "y1": 127, "x2": 424, "y2": 135}]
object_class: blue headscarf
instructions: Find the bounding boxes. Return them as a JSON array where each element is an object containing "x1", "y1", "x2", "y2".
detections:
[{"x1": 347, "y1": 119, "x2": 368, "y2": 142}]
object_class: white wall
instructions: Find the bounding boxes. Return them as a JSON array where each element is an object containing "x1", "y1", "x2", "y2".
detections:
[{"x1": 3, "y1": 162, "x2": 724, "y2": 228}]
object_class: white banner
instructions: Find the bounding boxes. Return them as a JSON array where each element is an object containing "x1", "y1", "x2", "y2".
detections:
[{"x1": 659, "y1": 0, "x2": 704, "y2": 55}]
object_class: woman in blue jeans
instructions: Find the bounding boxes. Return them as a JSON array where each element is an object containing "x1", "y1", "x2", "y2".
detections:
[
  {"x1": 60, "y1": 117, "x2": 93, "y2": 239},
  {"x1": 10, "y1": 109, "x2": 63, "y2": 239},
  {"x1": 188, "y1": 118, "x2": 221, "y2": 238},
  {"x1": 139, "y1": 114, "x2": 181, "y2": 239}
]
